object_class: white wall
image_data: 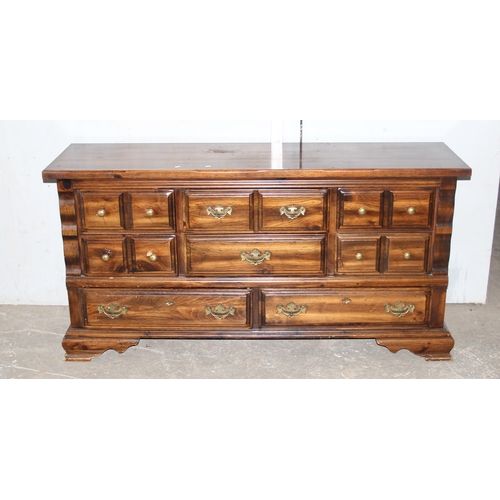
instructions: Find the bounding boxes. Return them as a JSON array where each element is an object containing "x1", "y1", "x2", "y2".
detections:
[{"x1": 1, "y1": 120, "x2": 498, "y2": 305}]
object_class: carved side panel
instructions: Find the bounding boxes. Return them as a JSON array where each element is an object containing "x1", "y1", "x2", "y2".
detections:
[
  {"x1": 432, "y1": 177, "x2": 457, "y2": 275},
  {"x1": 57, "y1": 180, "x2": 81, "y2": 276}
]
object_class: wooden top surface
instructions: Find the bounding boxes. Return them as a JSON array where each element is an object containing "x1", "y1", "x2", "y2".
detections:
[{"x1": 42, "y1": 142, "x2": 472, "y2": 181}]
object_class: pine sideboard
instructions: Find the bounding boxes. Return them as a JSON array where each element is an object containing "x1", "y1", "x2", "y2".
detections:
[{"x1": 42, "y1": 143, "x2": 472, "y2": 361}]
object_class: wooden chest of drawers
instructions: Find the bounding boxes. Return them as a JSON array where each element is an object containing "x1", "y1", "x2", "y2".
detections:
[{"x1": 42, "y1": 142, "x2": 471, "y2": 361}]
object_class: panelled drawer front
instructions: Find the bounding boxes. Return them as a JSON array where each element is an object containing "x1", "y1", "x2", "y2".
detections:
[
  {"x1": 262, "y1": 289, "x2": 429, "y2": 326},
  {"x1": 130, "y1": 236, "x2": 177, "y2": 274},
  {"x1": 82, "y1": 237, "x2": 126, "y2": 274},
  {"x1": 337, "y1": 236, "x2": 381, "y2": 274},
  {"x1": 389, "y1": 189, "x2": 434, "y2": 228},
  {"x1": 84, "y1": 289, "x2": 251, "y2": 329},
  {"x1": 186, "y1": 235, "x2": 326, "y2": 276},
  {"x1": 185, "y1": 190, "x2": 253, "y2": 232},
  {"x1": 79, "y1": 192, "x2": 123, "y2": 230},
  {"x1": 386, "y1": 235, "x2": 430, "y2": 273},
  {"x1": 129, "y1": 191, "x2": 174, "y2": 230},
  {"x1": 338, "y1": 190, "x2": 384, "y2": 229},
  {"x1": 258, "y1": 189, "x2": 327, "y2": 231}
]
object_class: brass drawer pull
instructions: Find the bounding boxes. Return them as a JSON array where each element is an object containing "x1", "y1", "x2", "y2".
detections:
[
  {"x1": 407, "y1": 207, "x2": 416, "y2": 215},
  {"x1": 146, "y1": 250, "x2": 157, "y2": 262},
  {"x1": 205, "y1": 304, "x2": 236, "y2": 320},
  {"x1": 358, "y1": 207, "x2": 367, "y2": 216},
  {"x1": 403, "y1": 252, "x2": 412, "y2": 260},
  {"x1": 385, "y1": 301, "x2": 415, "y2": 317},
  {"x1": 101, "y1": 252, "x2": 111, "y2": 262},
  {"x1": 355, "y1": 252, "x2": 364, "y2": 261},
  {"x1": 98, "y1": 303, "x2": 128, "y2": 319},
  {"x1": 165, "y1": 300, "x2": 174, "y2": 306},
  {"x1": 341, "y1": 298, "x2": 352, "y2": 304},
  {"x1": 276, "y1": 302, "x2": 307, "y2": 317},
  {"x1": 145, "y1": 208, "x2": 155, "y2": 217},
  {"x1": 207, "y1": 204, "x2": 233, "y2": 219},
  {"x1": 279, "y1": 204, "x2": 306, "y2": 219},
  {"x1": 97, "y1": 208, "x2": 106, "y2": 217},
  {"x1": 240, "y1": 248, "x2": 272, "y2": 265}
]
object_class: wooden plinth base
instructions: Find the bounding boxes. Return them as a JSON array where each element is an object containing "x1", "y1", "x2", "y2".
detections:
[{"x1": 61, "y1": 327, "x2": 455, "y2": 362}]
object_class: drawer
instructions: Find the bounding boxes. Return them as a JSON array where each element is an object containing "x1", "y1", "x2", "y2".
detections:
[
  {"x1": 84, "y1": 289, "x2": 251, "y2": 329},
  {"x1": 389, "y1": 189, "x2": 434, "y2": 228},
  {"x1": 128, "y1": 191, "x2": 174, "y2": 230},
  {"x1": 78, "y1": 192, "x2": 123, "y2": 230},
  {"x1": 81, "y1": 237, "x2": 126, "y2": 275},
  {"x1": 184, "y1": 190, "x2": 253, "y2": 232},
  {"x1": 258, "y1": 189, "x2": 327, "y2": 231},
  {"x1": 186, "y1": 235, "x2": 326, "y2": 276},
  {"x1": 338, "y1": 189, "x2": 383, "y2": 229},
  {"x1": 130, "y1": 236, "x2": 177, "y2": 274},
  {"x1": 336, "y1": 235, "x2": 381, "y2": 274},
  {"x1": 386, "y1": 235, "x2": 430, "y2": 273},
  {"x1": 261, "y1": 289, "x2": 429, "y2": 326}
]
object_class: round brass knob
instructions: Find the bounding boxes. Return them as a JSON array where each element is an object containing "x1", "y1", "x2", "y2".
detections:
[
  {"x1": 404, "y1": 252, "x2": 412, "y2": 260},
  {"x1": 407, "y1": 207, "x2": 416, "y2": 215},
  {"x1": 358, "y1": 207, "x2": 367, "y2": 216},
  {"x1": 97, "y1": 209, "x2": 106, "y2": 217},
  {"x1": 145, "y1": 208, "x2": 155, "y2": 217},
  {"x1": 149, "y1": 253, "x2": 157, "y2": 262},
  {"x1": 355, "y1": 252, "x2": 364, "y2": 261},
  {"x1": 101, "y1": 253, "x2": 110, "y2": 262}
]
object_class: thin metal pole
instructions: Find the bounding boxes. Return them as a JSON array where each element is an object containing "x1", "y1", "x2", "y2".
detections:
[{"x1": 299, "y1": 120, "x2": 303, "y2": 169}]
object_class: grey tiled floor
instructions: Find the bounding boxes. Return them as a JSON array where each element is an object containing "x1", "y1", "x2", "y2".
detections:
[{"x1": 1, "y1": 194, "x2": 499, "y2": 379}]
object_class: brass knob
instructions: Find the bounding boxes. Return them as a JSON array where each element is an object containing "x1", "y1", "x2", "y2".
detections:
[
  {"x1": 358, "y1": 207, "x2": 367, "y2": 216},
  {"x1": 404, "y1": 252, "x2": 412, "y2": 260},
  {"x1": 97, "y1": 209, "x2": 106, "y2": 217},
  {"x1": 145, "y1": 208, "x2": 155, "y2": 217},
  {"x1": 101, "y1": 253, "x2": 110, "y2": 262},
  {"x1": 355, "y1": 252, "x2": 364, "y2": 261},
  {"x1": 407, "y1": 207, "x2": 416, "y2": 215},
  {"x1": 149, "y1": 253, "x2": 157, "y2": 262}
]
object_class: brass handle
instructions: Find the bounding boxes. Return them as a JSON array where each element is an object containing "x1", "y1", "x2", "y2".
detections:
[
  {"x1": 207, "y1": 204, "x2": 233, "y2": 219},
  {"x1": 240, "y1": 248, "x2": 272, "y2": 265},
  {"x1": 404, "y1": 252, "x2": 412, "y2": 260},
  {"x1": 276, "y1": 302, "x2": 307, "y2": 317},
  {"x1": 355, "y1": 252, "x2": 364, "y2": 261},
  {"x1": 145, "y1": 208, "x2": 155, "y2": 217},
  {"x1": 385, "y1": 301, "x2": 415, "y2": 317},
  {"x1": 101, "y1": 253, "x2": 111, "y2": 262},
  {"x1": 341, "y1": 298, "x2": 352, "y2": 304},
  {"x1": 279, "y1": 204, "x2": 306, "y2": 219},
  {"x1": 98, "y1": 303, "x2": 128, "y2": 319},
  {"x1": 97, "y1": 209, "x2": 106, "y2": 217},
  {"x1": 165, "y1": 300, "x2": 174, "y2": 306},
  {"x1": 358, "y1": 207, "x2": 367, "y2": 216},
  {"x1": 205, "y1": 304, "x2": 236, "y2": 320},
  {"x1": 407, "y1": 207, "x2": 416, "y2": 215}
]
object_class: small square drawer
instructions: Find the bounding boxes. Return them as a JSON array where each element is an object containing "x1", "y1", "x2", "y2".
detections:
[
  {"x1": 336, "y1": 236, "x2": 381, "y2": 274},
  {"x1": 258, "y1": 189, "x2": 327, "y2": 231},
  {"x1": 338, "y1": 189, "x2": 383, "y2": 229},
  {"x1": 130, "y1": 236, "x2": 177, "y2": 274},
  {"x1": 186, "y1": 235, "x2": 326, "y2": 276},
  {"x1": 389, "y1": 189, "x2": 434, "y2": 228},
  {"x1": 81, "y1": 237, "x2": 126, "y2": 275},
  {"x1": 261, "y1": 289, "x2": 429, "y2": 326},
  {"x1": 84, "y1": 289, "x2": 252, "y2": 329},
  {"x1": 78, "y1": 192, "x2": 123, "y2": 230},
  {"x1": 184, "y1": 190, "x2": 253, "y2": 232},
  {"x1": 386, "y1": 235, "x2": 430, "y2": 273},
  {"x1": 129, "y1": 191, "x2": 174, "y2": 230}
]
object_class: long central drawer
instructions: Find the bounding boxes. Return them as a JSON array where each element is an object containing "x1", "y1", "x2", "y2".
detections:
[{"x1": 185, "y1": 235, "x2": 326, "y2": 276}]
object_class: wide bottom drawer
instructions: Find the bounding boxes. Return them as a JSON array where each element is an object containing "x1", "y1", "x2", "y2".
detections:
[
  {"x1": 84, "y1": 289, "x2": 252, "y2": 329},
  {"x1": 261, "y1": 289, "x2": 429, "y2": 326}
]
